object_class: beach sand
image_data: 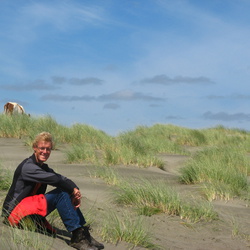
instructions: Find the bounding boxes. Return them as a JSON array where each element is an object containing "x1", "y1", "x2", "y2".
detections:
[{"x1": 0, "y1": 138, "x2": 249, "y2": 250}]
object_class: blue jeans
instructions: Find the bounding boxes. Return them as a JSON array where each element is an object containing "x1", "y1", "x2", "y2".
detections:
[{"x1": 45, "y1": 188, "x2": 86, "y2": 232}]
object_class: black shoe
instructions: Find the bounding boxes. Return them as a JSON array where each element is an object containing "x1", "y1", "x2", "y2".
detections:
[
  {"x1": 70, "y1": 227, "x2": 98, "y2": 250},
  {"x1": 70, "y1": 239, "x2": 98, "y2": 250},
  {"x1": 82, "y1": 226, "x2": 104, "y2": 249}
]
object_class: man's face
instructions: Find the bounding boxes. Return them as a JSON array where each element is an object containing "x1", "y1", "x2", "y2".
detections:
[{"x1": 33, "y1": 141, "x2": 52, "y2": 164}]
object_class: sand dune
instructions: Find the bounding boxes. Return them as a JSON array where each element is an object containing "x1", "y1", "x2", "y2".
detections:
[{"x1": 0, "y1": 138, "x2": 249, "y2": 250}]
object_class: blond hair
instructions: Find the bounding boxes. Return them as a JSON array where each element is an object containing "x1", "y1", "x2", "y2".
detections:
[{"x1": 32, "y1": 132, "x2": 54, "y2": 148}]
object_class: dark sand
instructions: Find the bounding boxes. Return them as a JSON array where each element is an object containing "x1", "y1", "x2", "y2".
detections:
[{"x1": 0, "y1": 138, "x2": 249, "y2": 250}]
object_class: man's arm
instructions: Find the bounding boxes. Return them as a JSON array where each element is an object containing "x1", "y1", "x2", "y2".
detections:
[{"x1": 22, "y1": 162, "x2": 78, "y2": 195}]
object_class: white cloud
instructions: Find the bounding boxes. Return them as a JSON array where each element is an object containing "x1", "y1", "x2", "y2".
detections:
[{"x1": 21, "y1": 2, "x2": 106, "y2": 31}]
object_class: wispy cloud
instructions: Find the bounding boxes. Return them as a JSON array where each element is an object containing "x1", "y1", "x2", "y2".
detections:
[
  {"x1": 206, "y1": 95, "x2": 227, "y2": 100},
  {"x1": 206, "y1": 94, "x2": 250, "y2": 100},
  {"x1": 203, "y1": 111, "x2": 250, "y2": 121},
  {"x1": 51, "y1": 76, "x2": 67, "y2": 84},
  {"x1": 149, "y1": 104, "x2": 162, "y2": 107},
  {"x1": 69, "y1": 77, "x2": 104, "y2": 85},
  {"x1": 51, "y1": 76, "x2": 104, "y2": 85},
  {"x1": 21, "y1": 2, "x2": 106, "y2": 31},
  {"x1": 41, "y1": 90, "x2": 165, "y2": 102},
  {"x1": 42, "y1": 94, "x2": 95, "y2": 102},
  {"x1": 1, "y1": 2, "x2": 107, "y2": 47},
  {"x1": 98, "y1": 90, "x2": 165, "y2": 101},
  {"x1": 103, "y1": 103, "x2": 120, "y2": 109},
  {"x1": 1, "y1": 81, "x2": 59, "y2": 91},
  {"x1": 166, "y1": 115, "x2": 184, "y2": 120},
  {"x1": 140, "y1": 75, "x2": 214, "y2": 85}
]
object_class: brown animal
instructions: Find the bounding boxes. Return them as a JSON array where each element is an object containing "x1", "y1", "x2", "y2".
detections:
[{"x1": 4, "y1": 102, "x2": 25, "y2": 115}]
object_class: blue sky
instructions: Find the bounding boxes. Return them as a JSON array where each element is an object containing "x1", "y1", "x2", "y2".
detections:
[{"x1": 1, "y1": 0, "x2": 250, "y2": 135}]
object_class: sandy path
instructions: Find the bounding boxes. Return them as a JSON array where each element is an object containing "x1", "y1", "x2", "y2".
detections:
[{"x1": 0, "y1": 138, "x2": 249, "y2": 250}]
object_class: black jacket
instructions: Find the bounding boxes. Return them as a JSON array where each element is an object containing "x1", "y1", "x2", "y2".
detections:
[{"x1": 2, "y1": 154, "x2": 77, "y2": 217}]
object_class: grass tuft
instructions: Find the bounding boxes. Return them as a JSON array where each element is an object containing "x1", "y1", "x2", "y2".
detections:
[
  {"x1": 0, "y1": 163, "x2": 12, "y2": 191},
  {"x1": 179, "y1": 146, "x2": 250, "y2": 200},
  {"x1": 113, "y1": 179, "x2": 217, "y2": 222},
  {"x1": 90, "y1": 166, "x2": 121, "y2": 186},
  {"x1": 100, "y1": 210, "x2": 160, "y2": 249}
]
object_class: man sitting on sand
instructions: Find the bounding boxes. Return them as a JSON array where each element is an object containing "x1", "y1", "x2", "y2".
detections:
[{"x1": 2, "y1": 131, "x2": 104, "y2": 250}]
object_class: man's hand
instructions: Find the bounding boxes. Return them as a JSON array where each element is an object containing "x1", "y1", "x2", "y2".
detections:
[{"x1": 71, "y1": 188, "x2": 82, "y2": 209}]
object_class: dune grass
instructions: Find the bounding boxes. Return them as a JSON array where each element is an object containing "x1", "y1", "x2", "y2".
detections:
[
  {"x1": 118, "y1": 125, "x2": 188, "y2": 154},
  {"x1": 1, "y1": 114, "x2": 250, "y2": 198},
  {"x1": 179, "y1": 146, "x2": 250, "y2": 201},
  {"x1": 230, "y1": 217, "x2": 250, "y2": 241},
  {"x1": 201, "y1": 125, "x2": 249, "y2": 146},
  {"x1": 64, "y1": 123, "x2": 111, "y2": 146},
  {"x1": 89, "y1": 165, "x2": 122, "y2": 186},
  {"x1": 100, "y1": 210, "x2": 160, "y2": 249},
  {"x1": 64, "y1": 124, "x2": 184, "y2": 168},
  {"x1": 0, "y1": 115, "x2": 186, "y2": 168},
  {"x1": 0, "y1": 114, "x2": 33, "y2": 139},
  {"x1": 113, "y1": 178, "x2": 217, "y2": 223},
  {"x1": 89, "y1": 167, "x2": 218, "y2": 223},
  {"x1": 102, "y1": 140, "x2": 166, "y2": 168},
  {"x1": 2, "y1": 114, "x2": 250, "y2": 169},
  {"x1": 1, "y1": 219, "x2": 55, "y2": 250},
  {"x1": 0, "y1": 163, "x2": 12, "y2": 191},
  {"x1": 66, "y1": 143, "x2": 99, "y2": 163}
]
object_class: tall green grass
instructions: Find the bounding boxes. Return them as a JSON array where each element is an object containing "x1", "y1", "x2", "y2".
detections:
[
  {"x1": 1, "y1": 114, "x2": 250, "y2": 191},
  {"x1": 0, "y1": 114, "x2": 33, "y2": 138},
  {"x1": 1, "y1": 217, "x2": 55, "y2": 250},
  {"x1": 102, "y1": 140, "x2": 165, "y2": 168},
  {"x1": 0, "y1": 163, "x2": 12, "y2": 191},
  {"x1": 64, "y1": 124, "x2": 190, "y2": 168},
  {"x1": 89, "y1": 166, "x2": 121, "y2": 186},
  {"x1": 118, "y1": 125, "x2": 188, "y2": 154},
  {"x1": 66, "y1": 143, "x2": 98, "y2": 163},
  {"x1": 113, "y1": 179, "x2": 217, "y2": 222},
  {"x1": 65, "y1": 123, "x2": 111, "y2": 146},
  {"x1": 1, "y1": 227, "x2": 54, "y2": 250},
  {"x1": 100, "y1": 211, "x2": 160, "y2": 249},
  {"x1": 1, "y1": 115, "x2": 249, "y2": 148},
  {"x1": 201, "y1": 125, "x2": 249, "y2": 146},
  {"x1": 89, "y1": 168, "x2": 218, "y2": 223},
  {"x1": 98, "y1": 124, "x2": 192, "y2": 168},
  {"x1": 179, "y1": 146, "x2": 250, "y2": 200}
]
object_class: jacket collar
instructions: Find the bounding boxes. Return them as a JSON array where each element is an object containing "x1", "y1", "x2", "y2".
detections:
[{"x1": 31, "y1": 154, "x2": 45, "y2": 167}]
